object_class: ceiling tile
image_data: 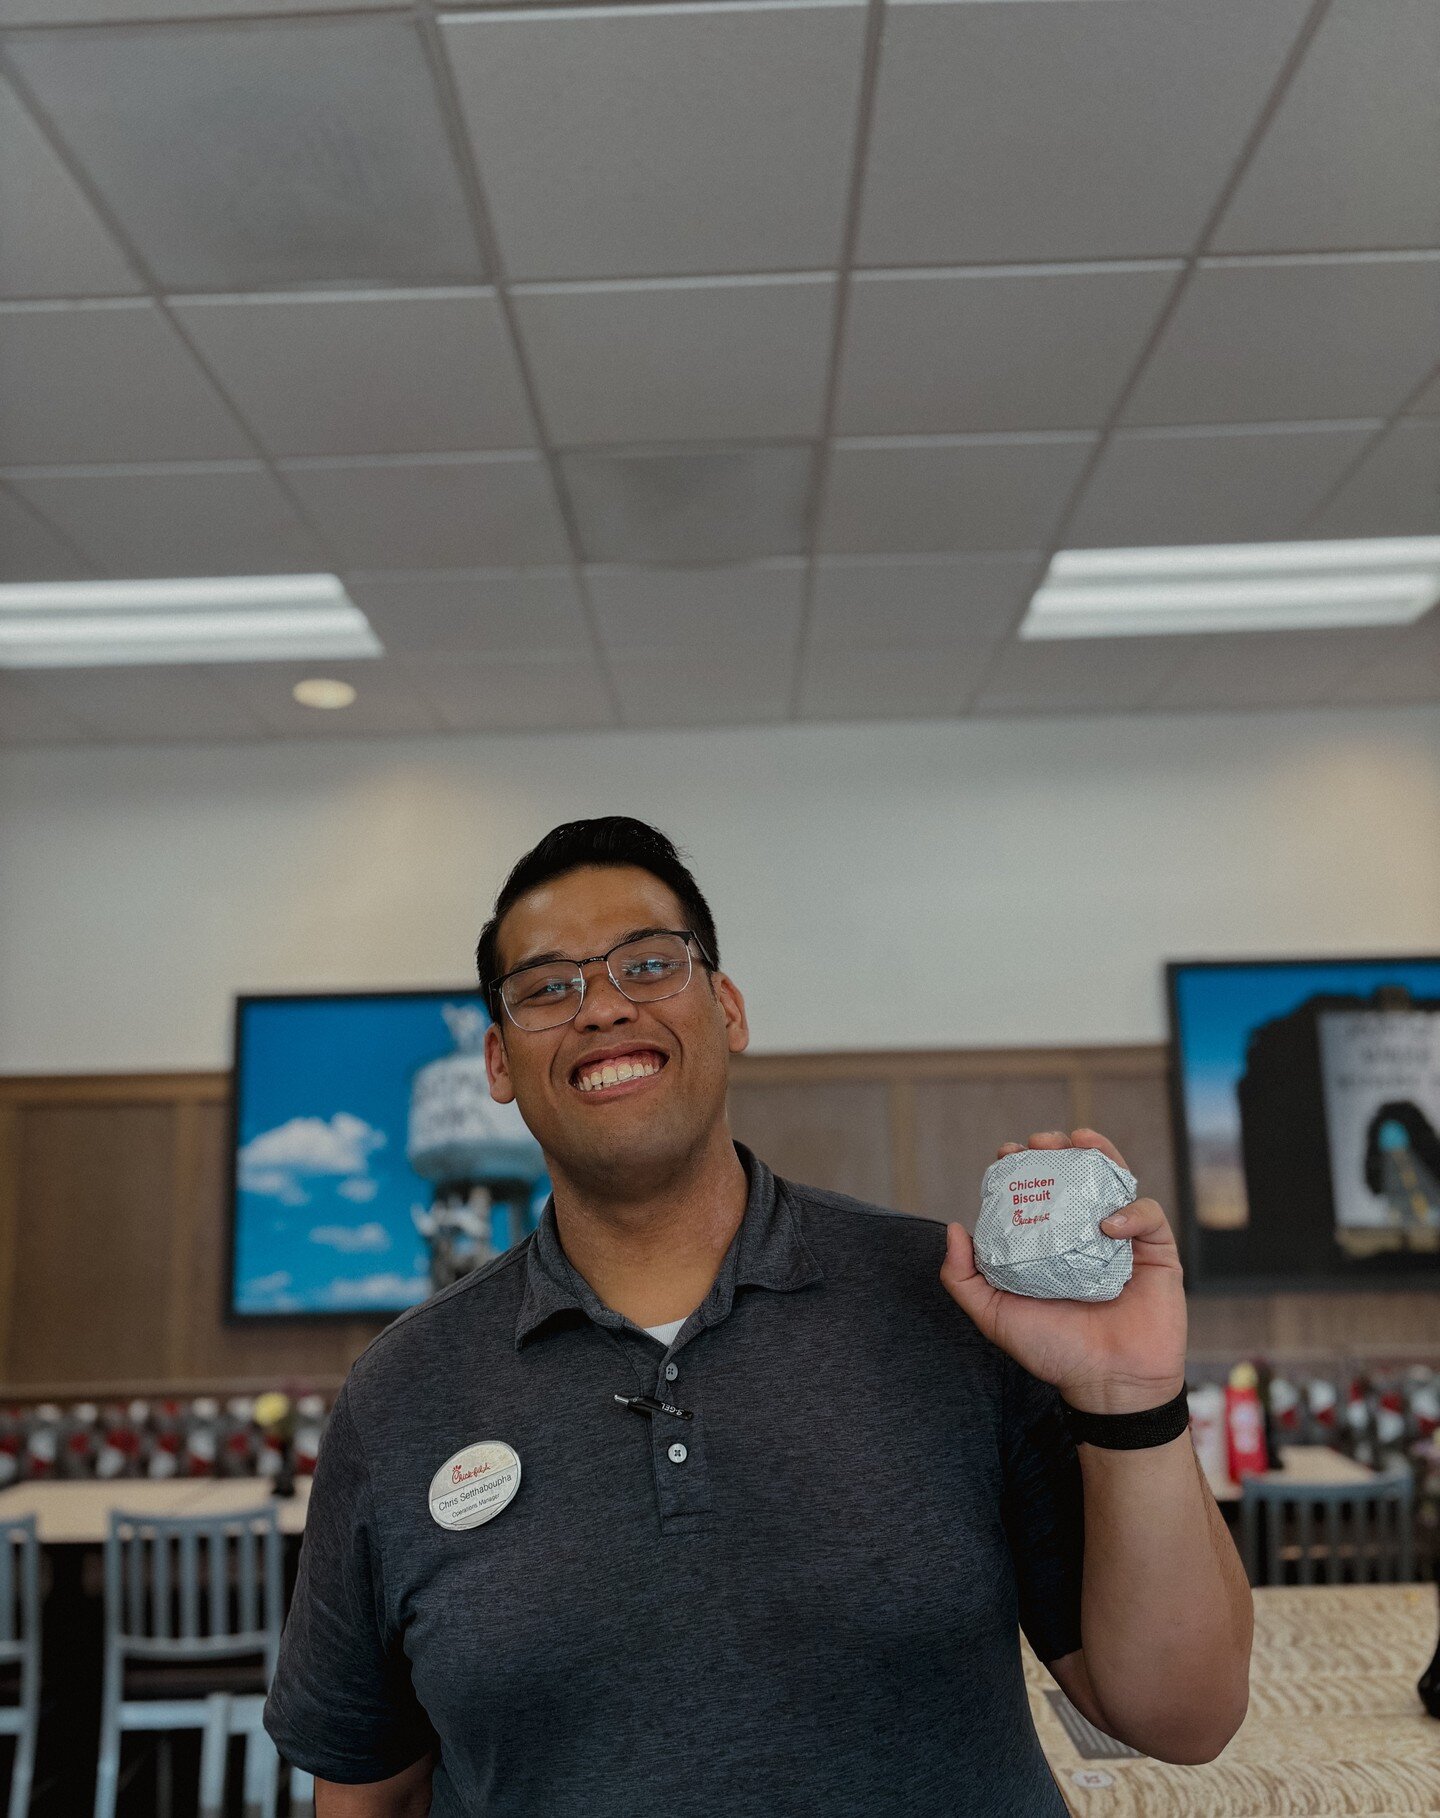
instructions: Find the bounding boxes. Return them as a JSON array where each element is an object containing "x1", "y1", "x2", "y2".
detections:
[
  {"x1": 811, "y1": 554, "x2": 1042, "y2": 648},
  {"x1": 12, "y1": 664, "x2": 271, "y2": 742},
  {"x1": 7, "y1": 16, "x2": 482, "y2": 290},
  {"x1": 0, "y1": 0, "x2": 393, "y2": 16},
  {"x1": 1210, "y1": 0, "x2": 1440, "y2": 254},
  {"x1": 586, "y1": 561, "x2": 804, "y2": 654},
  {"x1": 0, "y1": 302, "x2": 250, "y2": 465},
  {"x1": 612, "y1": 650, "x2": 795, "y2": 729},
  {"x1": 442, "y1": 3, "x2": 866, "y2": 280},
  {"x1": 170, "y1": 292, "x2": 535, "y2": 459},
  {"x1": 0, "y1": 484, "x2": 96, "y2": 581},
  {"x1": 797, "y1": 645, "x2": 990, "y2": 721},
  {"x1": 1411, "y1": 370, "x2": 1440, "y2": 417},
  {"x1": 1151, "y1": 627, "x2": 1417, "y2": 710},
  {"x1": 1065, "y1": 422, "x2": 1379, "y2": 548},
  {"x1": 562, "y1": 446, "x2": 814, "y2": 564},
  {"x1": 1123, "y1": 256, "x2": 1440, "y2": 427},
  {"x1": 837, "y1": 264, "x2": 1178, "y2": 436},
  {"x1": 0, "y1": 671, "x2": 94, "y2": 744},
  {"x1": 1329, "y1": 615, "x2": 1440, "y2": 706},
  {"x1": 344, "y1": 568, "x2": 587, "y2": 659},
  {"x1": 819, "y1": 435, "x2": 1094, "y2": 555},
  {"x1": 968, "y1": 636, "x2": 1186, "y2": 716},
  {"x1": 218, "y1": 659, "x2": 445, "y2": 739},
  {"x1": 403, "y1": 654, "x2": 615, "y2": 734},
  {"x1": 279, "y1": 454, "x2": 570, "y2": 569},
  {"x1": 855, "y1": 0, "x2": 1309, "y2": 267},
  {"x1": 512, "y1": 276, "x2": 835, "y2": 445},
  {"x1": 3, "y1": 464, "x2": 330, "y2": 577},
  {"x1": 0, "y1": 75, "x2": 141, "y2": 300},
  {"x1": 1307, "y1": 418, "x2": 1440, "y2": 539}
]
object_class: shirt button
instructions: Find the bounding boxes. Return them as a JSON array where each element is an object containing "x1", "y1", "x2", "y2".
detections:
[
  {"x1": 667, "y1": 1442, "x2": 688, "y2": 1465},
  {"x1": 664, "y1": 1363, "x2": 679, "y2": 1382}
]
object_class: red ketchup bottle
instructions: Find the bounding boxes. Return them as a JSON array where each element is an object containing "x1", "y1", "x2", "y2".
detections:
[{"x1": 1225, "y1": 1362, "x2": 1269, "y2": 1482}]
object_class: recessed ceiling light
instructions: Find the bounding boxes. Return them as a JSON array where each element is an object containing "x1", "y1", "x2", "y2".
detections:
[
  {"x1": 292, "y1": 678, "x2": 357, "y2": 710},
  {"x1": 1020, "y1": 538, "x2": 1440, "y2": 639},
  {"x1": 0, "y1": 575, "x2": 382, "y2": 668}
]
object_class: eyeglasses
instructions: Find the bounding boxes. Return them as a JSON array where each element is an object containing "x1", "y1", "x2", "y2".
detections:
[{"x1": 492, "y1": 929, "x2": 716, "y2": 1032}]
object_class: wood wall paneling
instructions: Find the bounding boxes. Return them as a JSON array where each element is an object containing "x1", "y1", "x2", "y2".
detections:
[
  {"x1": 912, "y1": 1075, "x2": 1074, "y2": 1226},
  {"x1": 0, "y1": 1050, "x2": 1435, "y2": 1394},
  {"x1": 727, "y1": 1078, "x2": 893, "y2": 1207}
]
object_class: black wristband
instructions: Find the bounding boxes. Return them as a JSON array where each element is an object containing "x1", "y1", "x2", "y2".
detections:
[{"x1": 1061, "y1": 1385, "x2": 1190, "y2": 1451}]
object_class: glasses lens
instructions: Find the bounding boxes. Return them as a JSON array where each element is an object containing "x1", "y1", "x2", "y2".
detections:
[
  {"x1": 502, "y1": 964, "x2": 584, "y2": 1030},
  {"x1": 611, "y1": 933, "x2": 691, "y2": 1001}
]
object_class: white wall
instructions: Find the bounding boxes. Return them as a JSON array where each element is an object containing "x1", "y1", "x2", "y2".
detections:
[{"x1": 2, "y1": 706, "x2": 1438, "y2": 1074}]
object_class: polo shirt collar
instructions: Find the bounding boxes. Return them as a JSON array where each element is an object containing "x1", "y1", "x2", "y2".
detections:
[{"x1": 514, "y1": 1141, "x2": 822, "y2": 1350}]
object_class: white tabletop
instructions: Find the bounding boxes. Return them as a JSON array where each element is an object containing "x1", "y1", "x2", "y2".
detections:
[
  {"x1": 1203, "y1": 1444, "x2": 1382, "y2": 1504},
  {"x1": 0, "y1": 1476, "x2": 310, "y2": 1544}
]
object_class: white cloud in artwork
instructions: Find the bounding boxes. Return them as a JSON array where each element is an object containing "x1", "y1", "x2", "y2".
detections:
[
  {"x1": 324, "y1": 1273, "x2": 431, "y2": 1307},
  {"x1": 337, "y1": 1177, "x2": 380, "y2": 1203},
  {"x1": 244, "y1": 1270, "x2": 293, "y2": 1299},
  {"x1": 239, "y1": 1112, "x2": 386, "y2": 1206},
  {"x1": 309, "y1": 1221, "x2": 391, "y2": 1255}
]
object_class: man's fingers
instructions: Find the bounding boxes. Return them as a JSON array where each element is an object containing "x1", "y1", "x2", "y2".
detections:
[
  {"x1": 996, "y1": 1140, "x2": 1025, "y2": 1159},
  {"x1": 1100, "y1": 1197, "x2": 1173, "y2": 1248},
  {"x1": 1025, "y1": 1130, "x2": 1070, "y2": 1149},
  {"x1": 1070, "y1": 1127, "x2": 1130, "y2": 1170}
]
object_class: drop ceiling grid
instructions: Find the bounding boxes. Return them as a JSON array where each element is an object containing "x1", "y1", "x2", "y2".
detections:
[{"x1": 0, "y1": 0, "x2": 1434, "y2": 742}]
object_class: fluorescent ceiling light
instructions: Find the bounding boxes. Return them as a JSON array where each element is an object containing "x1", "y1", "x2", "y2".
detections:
[
  {"x1": 0, "y1": 575, "x2": 383, "y2": 668},
  {"x1": 1020, "y1": 538, "x2": 1440, "y2": 640},
  {"x1": 293, "y1": 678, "x2": 357, "y2": 710}
]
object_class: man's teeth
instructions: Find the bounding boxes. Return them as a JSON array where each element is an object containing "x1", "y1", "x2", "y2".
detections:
[{"x1": 576, "y1": 1056, "x2": 662, "y2": 1091}]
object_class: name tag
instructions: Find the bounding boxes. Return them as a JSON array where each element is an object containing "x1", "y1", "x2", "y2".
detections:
[{"x1": 427, "y1": 1441, "x2": 522, "y2": 1531}]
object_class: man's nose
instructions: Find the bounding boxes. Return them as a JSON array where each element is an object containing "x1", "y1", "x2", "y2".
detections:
[{"x1": 576, "y1": 960, "x2": 635, "y2": 1029}]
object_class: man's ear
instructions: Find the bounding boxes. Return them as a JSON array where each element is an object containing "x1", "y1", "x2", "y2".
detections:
[
  {"x1": 485, "y1": 1018, "x2": 516, "y2": 1104},
  {"x1": 713, "y1": 971, "x2": 750, "y2": 1057}
]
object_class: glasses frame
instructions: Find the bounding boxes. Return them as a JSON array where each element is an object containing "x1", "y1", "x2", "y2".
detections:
[{"x1": 491, "y1": 928, "x2": 717, "y2": 1032}]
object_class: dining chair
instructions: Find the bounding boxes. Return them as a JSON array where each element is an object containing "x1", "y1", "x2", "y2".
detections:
[
  {"x1": 95, "y1": 1505, "x2": 282, "y2": 1818},
  {"x1": 0, "y1": 1517, "x2": 40, "y2": 1818},
  {"x1": 1240, "y1": 1467, "x2": 1415, "y2": 1586}
]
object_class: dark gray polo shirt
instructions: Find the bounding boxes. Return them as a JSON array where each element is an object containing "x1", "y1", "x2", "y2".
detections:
[{"x1": 264, "y1": 1143, "x2": 1084, "y2": 1816}]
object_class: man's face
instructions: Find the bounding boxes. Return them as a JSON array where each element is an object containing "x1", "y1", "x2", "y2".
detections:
[{"x1": 484, "y1": 865, "x2": 748, "y2": 1192}]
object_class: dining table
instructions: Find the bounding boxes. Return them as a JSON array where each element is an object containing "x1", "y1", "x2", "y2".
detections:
[{"x1": 1026, "y1": 1581, "x2": 1440, "y2": 1816}]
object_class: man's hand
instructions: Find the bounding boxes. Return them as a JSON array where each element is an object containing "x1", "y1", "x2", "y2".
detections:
[{"x1": 939, "y1": 1127, "x2": 1187, "y2": 1415}]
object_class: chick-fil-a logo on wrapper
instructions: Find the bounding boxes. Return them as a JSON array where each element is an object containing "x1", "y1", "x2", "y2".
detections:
[{"x1": 428, "y1": 1441, "x2": 521, "y2": 1531}]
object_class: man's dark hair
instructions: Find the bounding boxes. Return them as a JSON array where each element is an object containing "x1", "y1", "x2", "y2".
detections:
[{"x1": 475, "y1": 816, "x2": 720, "y2": 1014}]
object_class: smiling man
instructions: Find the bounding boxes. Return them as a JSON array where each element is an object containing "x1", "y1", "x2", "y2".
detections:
[{"x1": 264, "y1": 816, "x2": 1252, "y2": 1818}]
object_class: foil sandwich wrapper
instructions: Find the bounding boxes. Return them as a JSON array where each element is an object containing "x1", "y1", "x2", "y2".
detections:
[{"x1": 974, "y1": 1147, "x2": 1137, "y2": 1302}]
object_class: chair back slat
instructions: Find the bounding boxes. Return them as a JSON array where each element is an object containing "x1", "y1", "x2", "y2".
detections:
[
  {"x1": 154, "y1": 1531, "x2": 172, "y2": 1639},
  {"x1": 239, "y1": 1524, "x2": 258, "y2": 1637},
  {"x1": 1324, "y1": 1499, "x2": 1342, "y2": 1585},
  {"x1": 0, "y1": 1525, "x2": 15, "y2": 1645},
  {"x1": 125, "y1": 1522, "x2": 145, "y2": 1635},
  {"x1": 208, "y1": 1528, "x2": 227, "y2": 1639},
  {"x1": 106, "y1": 1506, "x2": 281, "y2": 1650},
  {"x1": 1296, "y1": 1501, "x2": 1314, "y2": 1586}
]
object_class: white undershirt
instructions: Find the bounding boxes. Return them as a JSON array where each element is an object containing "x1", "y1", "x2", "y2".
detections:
[{"x1": 642, "y1": 1317, "x2": 688, "y2": 1345}]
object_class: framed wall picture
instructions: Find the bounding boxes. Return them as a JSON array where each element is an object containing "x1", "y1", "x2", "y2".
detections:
[
  {"x1": 228, "y1": 989, "x2": 549, "y2": 1321},
  {"x1": 1167, "y1": 957, "x2": 1440, "y2": 1294}
]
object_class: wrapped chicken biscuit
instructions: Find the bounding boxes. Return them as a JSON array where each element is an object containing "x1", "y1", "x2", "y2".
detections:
[{"x1": 974, "y1": 1147, "x2": 1136, "y2": 1302}]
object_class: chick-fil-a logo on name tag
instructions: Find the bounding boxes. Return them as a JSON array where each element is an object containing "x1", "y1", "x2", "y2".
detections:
[{"x1": 428, "y1": 1442, "x2": 521, "y2": 1532}]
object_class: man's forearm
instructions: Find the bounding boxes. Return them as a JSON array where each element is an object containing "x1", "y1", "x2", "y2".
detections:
[{"x1": 1076, "y1": 1430, "x2": 1253, "y2": 1763}]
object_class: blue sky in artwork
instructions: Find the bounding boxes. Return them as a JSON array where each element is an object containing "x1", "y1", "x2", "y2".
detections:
[
  {"x1": 1174, "y1": 959, "x2": 1440, "y2": 1140},
  {"x1": 232, "y1": 992, "x2": 543, "y2": 1315}
]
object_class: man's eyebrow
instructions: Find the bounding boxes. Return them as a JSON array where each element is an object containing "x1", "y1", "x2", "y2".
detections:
[{"x1": 507, "y1": 926, "x2": 673, "y2": 972}]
